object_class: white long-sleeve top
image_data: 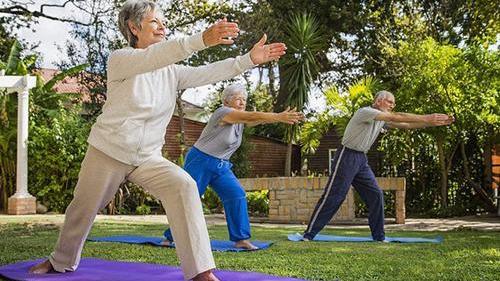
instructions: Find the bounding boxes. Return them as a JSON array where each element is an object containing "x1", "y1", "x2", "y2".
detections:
[{"x1": 87, "y1": 33, "x2": 255, "y2": 165}]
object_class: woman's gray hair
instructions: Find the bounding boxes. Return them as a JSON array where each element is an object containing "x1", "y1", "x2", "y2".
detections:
[
  {"x1": 118, "y1": 0, "x2": 157, "y2": 47},
  {"x1": 222, "y1": 84, "x2": 247, "y2": 103},
  {"x1": 373, "y1": 90, "x2": 394, "y2": 102}
]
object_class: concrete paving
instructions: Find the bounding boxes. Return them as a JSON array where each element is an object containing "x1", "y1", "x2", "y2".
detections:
[{"x1": 1, "y1": 214, "x2": 499, "y2": 231}]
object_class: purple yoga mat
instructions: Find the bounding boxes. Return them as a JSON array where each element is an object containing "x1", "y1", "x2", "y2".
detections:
[{"x1": 0, "y1": 258, "x2": 309, "y2": 281}]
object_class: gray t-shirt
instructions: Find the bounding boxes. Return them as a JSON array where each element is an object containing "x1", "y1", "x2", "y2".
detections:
[
  {"x1": 194, "y1": 106, "x2": 244, "y2": 160},
  {"x1": 341, "y1": 106, "x2": 386, "y2": 153}
]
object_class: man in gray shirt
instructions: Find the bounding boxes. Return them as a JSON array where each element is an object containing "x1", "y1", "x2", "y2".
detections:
[{"x1": 303, "y1": 90, "x2": 454, "y2": 241}]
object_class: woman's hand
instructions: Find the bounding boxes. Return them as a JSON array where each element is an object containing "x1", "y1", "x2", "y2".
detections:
[
  {"x1": 277, "y1": 107, "x2": 304, "y2": 124},
  {"x1": 250, "y1": 34, "x2": 287, "y2": 65},
  {"x1": 202, "y1": 18, "x2": 240, "y2": 47}
]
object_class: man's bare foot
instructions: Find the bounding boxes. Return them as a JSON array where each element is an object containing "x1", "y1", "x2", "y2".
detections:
[
  {"x1": 160, "y1": 239, "x2": 173, "y2": 247},
  {"x1": 234, "y1": 239, "x2": 258, "y2": 250},
  {"x1": 29, "y1": 259, "x2": 54, "y2": 274},
  {"x1": 192, "y1": 270, "x2": 220, "y2": 281}
]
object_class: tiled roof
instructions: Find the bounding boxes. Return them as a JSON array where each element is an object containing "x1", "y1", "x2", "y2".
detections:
[{"x1": 35, "y1": 68, "x2": 90, "y2": 95}]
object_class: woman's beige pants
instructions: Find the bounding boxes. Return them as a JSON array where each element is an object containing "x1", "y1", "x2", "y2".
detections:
[{"x1": 48, "y1": 146, "x2": 214, "y2": 280}]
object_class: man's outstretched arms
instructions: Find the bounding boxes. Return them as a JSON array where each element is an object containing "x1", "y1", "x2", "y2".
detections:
[{"x1": 375, "y1": 112, "x2": 455, "y2": 129}]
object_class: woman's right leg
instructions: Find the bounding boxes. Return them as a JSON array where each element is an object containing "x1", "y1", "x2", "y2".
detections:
[
  {"x1": 34, "y1": 146, "x2": 133, "y2": 273},
  {"x1": 128, "y1": 155, "x2": 215, "y2": 280}
]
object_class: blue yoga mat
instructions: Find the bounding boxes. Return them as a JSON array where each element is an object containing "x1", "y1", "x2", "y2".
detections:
[
  {"x1": 288, "y1": 233, "x2": 443, "y2": 243},
  {"x1": 0, "y1": 258, "x2": 309, "y2": 281},
  {"x1": 88, "y1": 235, "x2": 272, "y2": 251}
]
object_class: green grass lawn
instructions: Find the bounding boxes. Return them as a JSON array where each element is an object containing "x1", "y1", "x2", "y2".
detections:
[{"x1": 0, "y1": 222, "x2": 498, "y2": 281}]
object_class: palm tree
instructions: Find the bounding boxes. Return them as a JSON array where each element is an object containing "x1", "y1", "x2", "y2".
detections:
[{"x1": 275, "y1": 12, "x2": 326, "y2": 176}]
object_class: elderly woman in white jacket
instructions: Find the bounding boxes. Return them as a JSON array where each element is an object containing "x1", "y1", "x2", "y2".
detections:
[{"x1": 29, "y1": 1, "x2": 286, "y2": 280}]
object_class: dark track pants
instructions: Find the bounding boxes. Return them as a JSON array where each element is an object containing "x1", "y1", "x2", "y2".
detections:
[{"x1": 303, "y1": 146, "x2": 385, "y2": 241}]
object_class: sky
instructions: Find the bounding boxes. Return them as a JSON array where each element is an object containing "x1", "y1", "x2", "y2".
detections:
[{"x1": 14, "y1": 0, "x2": 326, "y2": 111}]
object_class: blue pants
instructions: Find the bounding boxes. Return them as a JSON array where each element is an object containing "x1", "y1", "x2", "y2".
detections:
[
  {"x1": 164, "y1": 147, "x2": 251, "y2": 242},
  {"x1": 303, "y1": 146, "x2": 385, "y2": 241}
]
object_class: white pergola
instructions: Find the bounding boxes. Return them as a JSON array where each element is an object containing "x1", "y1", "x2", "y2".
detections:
[{"x1": 0, "y1": 70, "x2": 37, "y2": 214}]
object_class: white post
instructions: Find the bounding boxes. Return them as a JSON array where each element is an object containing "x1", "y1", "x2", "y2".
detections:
[
  {"x1": 12, "y1": 75, "x2": 32, "y2": 199},
  {"x1": 3, "y1": 73, "x2": 37, "y2": 214}
]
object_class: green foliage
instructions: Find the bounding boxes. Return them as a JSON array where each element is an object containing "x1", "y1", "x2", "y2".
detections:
[
  {"x1": 355, "y1": 191, "x2": 395, "y2": 218},
  {"x1": 202, "y1": 188, "x2": 269, "y2": 217},
  {"x1": 278, "y1": 12, "x2": 326, "y2": 111},
  {"x1": 27, "y1": 66, "x2": 92, "y2": 212},
  {"x1": 0, "y1": 40, "x2": 91, "y2": 212},
  {"x1": 28, "y1": 105, "x2": 90, "y2": 212},
  {"x1": 135, "y1": 204, "x2": 151, "y2": 215},
  {"x1": 0, "y1": 88, "x2": 16, "y2": 210},
  {"x1": 109, "y1": 183, "x2": 160, "y2": 215},
  {"x1": 5, "y1": 40, "x2": 21, "y2": 74},
  {"x1": 201, "y1": 188, "x2": 223, "y2": 214},
  {"x1": 379, "y1": 37, "x2": 499, "y2": 214},
  {"x1": 247, "y1": 190, "x2": 269, "y2": 217}
]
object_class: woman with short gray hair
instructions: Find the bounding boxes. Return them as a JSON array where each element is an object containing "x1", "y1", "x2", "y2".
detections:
[
  {"x1": 162, "y1": 83, "x2": 304, "y2": 250},
  {"x1": 29, "y1": 0, "x2": 287, "y2": 280}
]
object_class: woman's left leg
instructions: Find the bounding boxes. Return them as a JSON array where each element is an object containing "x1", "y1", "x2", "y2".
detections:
[{"x1": 209, "y1": 167, "x2": 252, "y2": 244}]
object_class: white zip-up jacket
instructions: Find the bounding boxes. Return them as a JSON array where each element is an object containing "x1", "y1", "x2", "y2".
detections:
[{"x1": 87, "y1": 33, "x2": 255, "y2": 165}]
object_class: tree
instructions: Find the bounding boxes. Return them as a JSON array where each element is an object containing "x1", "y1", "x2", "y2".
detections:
[
  {"x1": 0, "y1": 0, "x2": 108, "y2": 27},
  {"x1": 277, "y1": 12, "x2": 325, "y2": 175},
  {"x1": 380, "y1": 37, "x2": 499, "y2": 213}
]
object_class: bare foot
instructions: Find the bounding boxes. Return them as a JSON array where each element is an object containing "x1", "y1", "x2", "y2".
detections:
[
  {"x1": 234, "y1": 239, "x2": 258, "y2": 250},
  {"x1": 29, "y1": 259, "x2": 54, "y2": 274},
  {"x1": 160, "y1": 239, "x2": 173, "y2": 247},
  {"x1": 192, "y1": 270, "x2": 220, "y2": 281}
]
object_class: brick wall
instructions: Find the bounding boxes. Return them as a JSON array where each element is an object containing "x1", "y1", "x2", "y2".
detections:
[
  {"x1": 163, "y1": 115, "x2": 205, "y2": 160},
  {"x1": 240, "y1": 176, "x2": 406, "y2": 224},
  {"x1": 247, "y1": 136, "x2": 301, "y2": 177},
  {"x1": 240, "y1": 177, "x2": 355, "y2": 224}
]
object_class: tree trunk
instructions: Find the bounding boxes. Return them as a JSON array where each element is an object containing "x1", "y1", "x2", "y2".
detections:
[
  {"x1": 436, "y1": 138, "x2": 448, "y2": 208},
  {"x1": 459, "y1": 141, "x2": 471, "y2": 179},
  {"x1": 268, "y1": 63, "x2": 276, "y2": 98},
  {"x1": 257, "y1": 66, "x2": 263, "y2": 88},
  {"x1": 460, "y1": 140, "x2": 496, "y2": 212},
  {"x1": 285, "y1": 140, "x2": 292, "y2": 176},
  {"x1": 483, "y1": 139, "x2": 493, "y2": 190}
]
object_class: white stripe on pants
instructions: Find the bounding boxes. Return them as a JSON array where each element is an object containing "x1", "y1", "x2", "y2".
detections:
[
  {"x1": 305, "y1": 146, "x2": 346, "y2": 234},
  {"x1": 49, "y1": 146, "x2": 214, "y2": 280}
]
